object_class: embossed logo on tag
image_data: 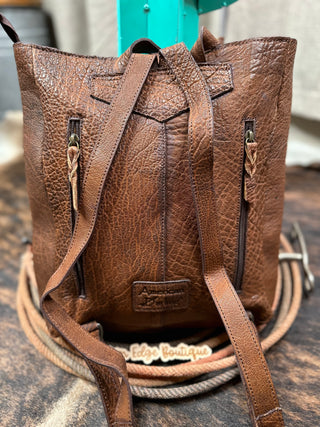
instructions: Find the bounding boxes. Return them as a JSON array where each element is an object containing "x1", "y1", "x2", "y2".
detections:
[{"x1": 132, "y1": 280, "x2": 189, "y2": 312}]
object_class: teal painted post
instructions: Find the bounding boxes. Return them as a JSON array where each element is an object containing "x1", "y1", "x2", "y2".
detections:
[
  {"x1": 117, "y1": 0, "x2": 148, "y2": 55},
  {"x1": 117, "y1": 0, "x2": 199, "y2": 55},
  {"x1": 117, "y1": 0, "x2": 239, "y2": 54},
  {"x1": 198, "y1": 0, "x2": 238, "y2": 14}
]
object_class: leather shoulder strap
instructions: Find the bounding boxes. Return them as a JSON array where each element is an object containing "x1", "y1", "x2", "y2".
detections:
[
  {"x1": 40, "y1": 53, "x2": 155, "y2": 426},
  {"x1": 161, "y1": 43, "x2": 284, "y2": 427},
  {"x1": 190, "y1": 26, "x2": 219, "y2": 62},
  {"x1": 0, "y1": 13, "x2": 20, "y2": 43}
]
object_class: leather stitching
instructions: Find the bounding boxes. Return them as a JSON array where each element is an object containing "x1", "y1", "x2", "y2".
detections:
[
  {"x1": 162, "y1": 43, "x2": 280, "y2": 420},
  {"x1": 40, "y1": 53, "x2": 155, "y2": 425},
  {"x1": 90, "y1": 364, "x2": 113, "y2": 424},
  {"x1": 15, "y1": 37, "x2": 296, "y2": 61},
  {"x1": 41, "y1": 54, "x2": 155, "y2": 300},
  {"x1": 161, "y1": 122, "x2": 167, "y2": 281}
]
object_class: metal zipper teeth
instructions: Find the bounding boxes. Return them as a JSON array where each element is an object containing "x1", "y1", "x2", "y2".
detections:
[
  {"x1": 234, "y1": 120, "x2": 254, "y2": 291},
  {"x1": 68, "y1": 118, "x2": 86, "y2": 298}
]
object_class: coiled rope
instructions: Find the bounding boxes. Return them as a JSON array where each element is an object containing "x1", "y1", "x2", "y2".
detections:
[{"x1": 17, "y1": 234, "x2": 303, "y2": 399}]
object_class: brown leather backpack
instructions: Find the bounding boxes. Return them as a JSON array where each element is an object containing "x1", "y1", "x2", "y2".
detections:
[{"x1": 1, "y1": 14, "x2": 297, "y2": 426}]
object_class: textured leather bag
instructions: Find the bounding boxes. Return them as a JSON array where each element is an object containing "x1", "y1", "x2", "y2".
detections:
[{"x1": 1, "y1": 14, "x2": 297, "y2": 426}]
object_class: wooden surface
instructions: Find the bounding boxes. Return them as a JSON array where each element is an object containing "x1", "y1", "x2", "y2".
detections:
[
  {"x1": 0, "y1": 1, "x2": 41, "y2": 6},
  {"x1": 0, "y1": 159, "x2": 319, "y2": 426}
]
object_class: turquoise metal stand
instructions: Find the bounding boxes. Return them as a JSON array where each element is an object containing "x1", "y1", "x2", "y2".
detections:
[{"x1": 117, "y1": 0, "x2": 237, "y2": 55}]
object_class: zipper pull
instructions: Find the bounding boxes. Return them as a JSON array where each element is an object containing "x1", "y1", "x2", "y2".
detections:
[
  {"x1": 244, "y1": 130, "x2": 257, "y2": 203},
  {"x1": 67, "y1": 133, "x2": 80, "y2": 212}
]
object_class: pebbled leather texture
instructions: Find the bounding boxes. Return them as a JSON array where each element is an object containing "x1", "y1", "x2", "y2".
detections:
[
  {"x1": 13, "y1": 35, "x2": 296, "y2": 333},
  {"x1": 204, "y1": 38, "x2": 297, "y2": 317},
  {"x1": 91, "y1": 63, "x2": 233, "y2": 122},
  {"x1": 8, "y1": 20, "x2": 296, "y2": 426}
]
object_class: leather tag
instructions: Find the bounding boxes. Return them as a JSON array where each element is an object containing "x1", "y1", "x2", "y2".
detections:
[{"x1": 132, "y1": 280, "x2": 189, "y2": 312}]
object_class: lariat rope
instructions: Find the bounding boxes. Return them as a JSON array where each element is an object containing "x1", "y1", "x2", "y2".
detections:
[{"x1": 17, "y1": 233, "x2": 304, "y2": 399}]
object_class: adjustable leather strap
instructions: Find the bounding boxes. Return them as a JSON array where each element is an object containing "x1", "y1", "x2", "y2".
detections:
[
  {"x1": 161, "y1": 43, "x2": 284, "y2": 427},
  {"x1": 40, "y1": 53, "x2": 156, "y2": 426}
]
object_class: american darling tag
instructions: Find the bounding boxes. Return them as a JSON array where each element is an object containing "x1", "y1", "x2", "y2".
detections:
[{"x1": 114, "y1": 342, "x2": 212, "y2": 365}]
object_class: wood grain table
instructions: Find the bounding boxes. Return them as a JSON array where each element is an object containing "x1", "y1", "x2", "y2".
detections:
[{"x1": 0, "y1": 159, "x2": 319, "y2": 426}]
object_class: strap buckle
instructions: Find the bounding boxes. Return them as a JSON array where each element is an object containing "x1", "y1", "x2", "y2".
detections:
[{"x1": 279, "y1": 222, "x2": 315, "y2": 296}]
